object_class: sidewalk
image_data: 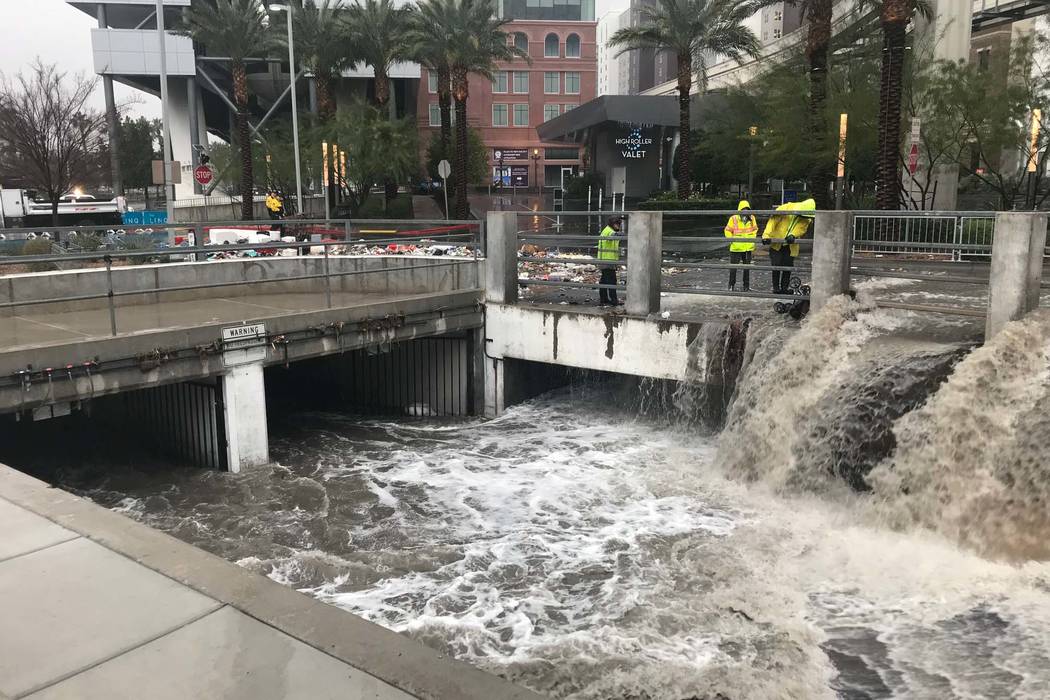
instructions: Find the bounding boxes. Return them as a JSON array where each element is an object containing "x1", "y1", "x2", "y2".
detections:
[{"x1": 0, "y1": 465, "x2": 544, "y2": 700}]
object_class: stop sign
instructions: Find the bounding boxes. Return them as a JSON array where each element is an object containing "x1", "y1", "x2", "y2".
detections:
[{"x1": 194, "y1": 165, "x2": 214, "y2": 186}]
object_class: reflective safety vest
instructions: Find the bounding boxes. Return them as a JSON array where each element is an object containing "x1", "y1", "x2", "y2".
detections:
[
  {"x1": 724, "y1": 214, "x2": 758, "y2": 252},
  {"x1": 597, "y1": 225, "x2": 620, "y2": 261}
]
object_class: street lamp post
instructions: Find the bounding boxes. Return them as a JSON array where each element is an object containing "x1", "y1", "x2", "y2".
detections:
[
  {"x1": 531, "y1": 148, "x2": 540, "y2": 195},
  {"x1": 747, "y1": 125, "x2": 757, "y2": 198},
  {"x1": 156, "y1": 0, "x2": 174, "y2": 223},
  {"x1": 270, "y1": 4, "x2": 304, "y2": 215}
]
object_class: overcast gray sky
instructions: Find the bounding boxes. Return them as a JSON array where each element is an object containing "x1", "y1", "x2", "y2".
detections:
[{"x1": 0, "y1": 0, "x2": 632, "y2": 121}]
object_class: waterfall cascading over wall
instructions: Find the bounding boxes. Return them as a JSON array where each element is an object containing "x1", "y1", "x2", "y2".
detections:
[
  {"x1": 713, "y1": 297, "x2": 1050, "y2": 559},
  {"x1": 868, "y1": 310, "x2": 1050, "y2": 560}
]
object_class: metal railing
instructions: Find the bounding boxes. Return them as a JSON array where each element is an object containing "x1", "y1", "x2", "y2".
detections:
[
  {"x1": 852, "y1": 211, "x2": 996, "y2": 262},
  {"x1": 509, "y1": 209, "x2": 816, "y2": 306},
  {"x1": 1, "y1": 219, "x2": 483, "y2": 337}
]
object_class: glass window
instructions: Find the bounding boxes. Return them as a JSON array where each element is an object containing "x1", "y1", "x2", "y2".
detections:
[
  {"x1": 512, "y1": 71, "x2": 529, "y2": 94},
  {"x1": 427, "y1": 73, "x2": 438, "y2": 94},
  {"x1": 544, "y1": 71, "x2": 559, "y2": 94},
  {"x1": 564, "y1": 71, "x2": 580, "y2": 94},
  {"x1": 428, "y1": 103, "x2": 441, "y2": 126},
  {"x1": 545, "y1": 147, "x2": 579, "y2": 160},
  {"x1": 566, "y1": 33, "x2": 581, "y2": 58},
  {"x1": 561, "y1": 103, "x2": 576, "y2": 112},
  {"x1": 514, "y1": 32, "x2": 529, "y2": 53},
  {"x1": 513, "y1": 103, "x2": 529, "y2": 126},
  {"x1": 543, "y1": 104, "x2": 560, "y2": 121},
  {"x1": 544, "y1": 33, "x2": 559, "y2": 57},
  {"x1": 492, "y1": 70, "x2": 508, "y2": 93},
  {"x1": 492, "y1": 103, "x2": 509, "y2": 126}
]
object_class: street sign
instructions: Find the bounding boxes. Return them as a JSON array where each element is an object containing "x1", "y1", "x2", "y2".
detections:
[
  {"x1": 151, "y1": 160, "x2": 182, "y2": 185},
  {"x1": 194, "y1": 165, "x2": 214, "y2": 186},
  {"x1": 908, "y1": 144, "x2": 920, "y2": 175},
  {"x1": 437, "y1": 159, "x2": 451, "y2": 220},
  {"x1": 222, "y1": 322, "x2": 266, "y2": 350}
]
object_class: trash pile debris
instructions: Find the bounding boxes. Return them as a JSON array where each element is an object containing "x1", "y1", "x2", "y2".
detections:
[{"x1": 515, "y1": 248, "x2": 692, "y2": 297}]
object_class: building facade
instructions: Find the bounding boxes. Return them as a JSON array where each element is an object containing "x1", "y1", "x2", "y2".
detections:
[
  {"x1": 416, "y1": 16, "x2": 597, "y2": 188},
  {"x1": 759, "y1": 2, "x2": 802, "y2": 43}
]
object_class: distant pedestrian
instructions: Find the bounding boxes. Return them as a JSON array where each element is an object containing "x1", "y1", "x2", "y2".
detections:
[
  {"x1": 724, "y1": 200, "x2": 757, "y2": 292},
  {"x1": 265, "y1": 192, "x2": 284, "y2": 220},
  {"x1": 597, "y1": 216, "x2": 623, "y2": 306},
  {"x1": 762, "y1": 198, "x2": 816, "y2": 295}
]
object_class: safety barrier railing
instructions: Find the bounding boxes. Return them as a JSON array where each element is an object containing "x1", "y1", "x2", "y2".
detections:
[
  {"x1": 507, "y1": 209, "x2": 816, "y2": 308},
  {"x1": 851, "y1": 211, "x2": 998, "y2": 262},
  {"x1": 0, "y1": 225, "x2": 483, "y2": 337}
]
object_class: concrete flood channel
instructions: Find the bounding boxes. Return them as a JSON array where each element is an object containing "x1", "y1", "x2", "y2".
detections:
[{"x1": 5, "y1": 282, "x2": 1050, "y2": 699}]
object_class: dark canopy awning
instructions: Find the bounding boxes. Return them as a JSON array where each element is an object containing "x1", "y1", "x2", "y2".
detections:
[{"x1": 537, "y1": 95, "x2": 680, "y2": 143}]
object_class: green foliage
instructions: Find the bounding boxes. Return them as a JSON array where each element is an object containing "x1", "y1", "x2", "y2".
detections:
[
  {"x1": 355, "y1": 195, "x2": 414, "y2": 219},
  {"x1": 425, "y1": 130, "x2": 487, "y2": 185},
  {"x1": 564, "y1": 172, "x2": 604, "y2": 200},
  {"x1": 20, "y1": 238, "x2": 55, "y2": 271},
  {"x1": 316, "y1": 101, "x2": 419, "y2": 211},
  {"x1": 68, "y1": 231, "x2": 104, "y2": 252},
  {"x1": 638, "y1": 197, "x2": 738, "y2": 211},
  {"x1": 174, "y1": 0, "x2": 277, "y2": 65},
  {"x1": 118, "y1": 117, "x2": 160, "y2": 192},
  {"x1": 607, "y1": 0, "x2": 761, "y2": 90}
]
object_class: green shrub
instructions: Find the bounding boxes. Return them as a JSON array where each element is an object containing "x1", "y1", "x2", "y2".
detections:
[
  {"x1": 960, "y1": 218, "x2": 994, "y2": 246},
  {"x1": 20, "y1": 238, "x2": 56, "y2": 272},
  {"x1": 564, "y1": 172, "x2": 604, "y2": 200},
  {"x1": 355, "y1": 196, "x2": 415, "y2": 220},
  {"x1": 68, "y1": 232, "x2": 104, "y2": 252},
  {"x1": 638, "y1": 197, "x2": 738, "y2": 211}
]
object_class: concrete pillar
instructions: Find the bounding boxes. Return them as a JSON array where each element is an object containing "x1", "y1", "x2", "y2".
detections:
[
  {"x1": 625, "y1": 211, "x2": 662, "y2": 316},
  {"x1": 221, "y1": 363, "x2": 269, "y2": 473},
  {"x1": 987, "y1": 212, "x2": 1048, "y2": 338},
  {"x1": 483, "y1": 357, "x2": 504, "y2": 418},
  {"x1": 187, "y1": 78, "x2": 202, "y2": 195},
  {"x1": 810, "y1": 211, "x2": 854, "y2": 313},
  {"x1": 485, "y1": 211, "x2": 518, "y2": 304},
  {"x1": 97, "y1": 5, "x2": 123, "y2": 196}
]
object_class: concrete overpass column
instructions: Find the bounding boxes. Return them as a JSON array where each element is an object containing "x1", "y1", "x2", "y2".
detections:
[
  {"x1": 810, "y1": 211, "x2": 854, "y2": 313},
  {"x1": 485, "y1": 212, "x2": 518, "y2": 304},
  {"x1": 986, "y1": 212, "x2": 1048, "y2": 338},
  {"x1": 625, "y1": 211, "x2": 663, "y2": 316},
  {"x1": 221, "y1": 339, "x2": 269, "y2": 473},
  {"x1": 221, "y1": 363, "x2": 269, "y2": 473}
]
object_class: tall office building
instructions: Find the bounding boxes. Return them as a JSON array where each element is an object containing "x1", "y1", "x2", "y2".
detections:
[
  {"x1": 416, "y1": 0, "x2": 597, "y2": 188},
  {"x1": 759, "y1": 2, "x2": 802, "y2": 43}
]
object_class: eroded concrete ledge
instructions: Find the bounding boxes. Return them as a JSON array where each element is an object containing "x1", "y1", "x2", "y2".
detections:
[{"x1": 0, "y1": 465, "x2": 544, "y2": 700}]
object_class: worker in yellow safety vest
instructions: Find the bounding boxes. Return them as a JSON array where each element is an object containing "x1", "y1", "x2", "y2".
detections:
[
  {"x1": 762, "y1": 198, "x2": 816, "y2": 295},
  {"x1": 724, "y1": 200, "x2": 758, "y2": 292},
  {"x1": 596, "y1": 215, "x2": 623, "y2": 306}
]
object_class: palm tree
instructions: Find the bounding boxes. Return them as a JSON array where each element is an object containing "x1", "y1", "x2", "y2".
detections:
[
  {"x1": 432, "y1": 0, "x2": 527, "y2": 219},
  {"x1": 287, "y1": 0, "x2": 355, "y2": 122},
  {"x1": 795, "y1": 0, "x2": 834, "y2": 208},
  {"x1": 408, "y1": 0, "x2": 455, "y2": 156},
  {"x1": 610, "y1": 0, "x2": 763, "y2": 199},
  {"x1": 345, "y1": 0, "x2": 413, "y2": 113},
  {"x1": 860, "y1": 0, "x2": 931, "y2": 209},
  {"x1": 178, "y1": 0, "x2": 276, "y2": 220}
]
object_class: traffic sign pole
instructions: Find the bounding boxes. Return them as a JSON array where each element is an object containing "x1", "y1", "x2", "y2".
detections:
[{"x1": 438, "y1": 159, "x2": 451, "y2": 220}]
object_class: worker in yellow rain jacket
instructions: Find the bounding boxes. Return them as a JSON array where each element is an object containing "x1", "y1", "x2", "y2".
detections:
[
  {"x1": 265, "y1": 192, "x2": 283, "y2": 220},
  {"x1": 724, "y1": 200, "x2": 758, "y2": 292},
  {"x1": 762, "y1": 198, "x2": 816, "y2": 295},
  {"x1": 596, "y1": 215, "x2": 623, "y2": 306}
]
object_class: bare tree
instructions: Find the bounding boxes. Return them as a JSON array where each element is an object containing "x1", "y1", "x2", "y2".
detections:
[{"x1": 0, "y1": 61, "x2": 110, "y2": 225}]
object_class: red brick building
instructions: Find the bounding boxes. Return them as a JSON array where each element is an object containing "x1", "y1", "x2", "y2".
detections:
[{"x1": 416, "y1": 18, "x2": 597, "y2": 189}]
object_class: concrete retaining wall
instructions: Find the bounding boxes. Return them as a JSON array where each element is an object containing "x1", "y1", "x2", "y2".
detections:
[
  {"x1": 1, "y1": 256, "x2": 481, "y2": 315},
  {"x1": 485, "y1": 304, "x2": 699, "y2": 381}
]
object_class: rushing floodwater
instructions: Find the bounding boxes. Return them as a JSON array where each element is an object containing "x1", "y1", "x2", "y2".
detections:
[{"x1": 51, "y1": 381, "x2": 1050, "y2": 700}]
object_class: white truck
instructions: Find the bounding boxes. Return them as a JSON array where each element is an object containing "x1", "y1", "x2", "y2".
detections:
[{"x1": 0, "y1": 189, "x2": 126, "y2": 229}]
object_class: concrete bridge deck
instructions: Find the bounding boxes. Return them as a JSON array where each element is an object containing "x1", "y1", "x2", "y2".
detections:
[{"x1": 0, "y1": 464, "x2": 542, "y2": 700}]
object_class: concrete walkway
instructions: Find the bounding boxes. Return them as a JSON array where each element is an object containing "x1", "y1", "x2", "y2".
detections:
[{"x1": 0, "y1": 465, "x2": 543, "y2": 700}]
